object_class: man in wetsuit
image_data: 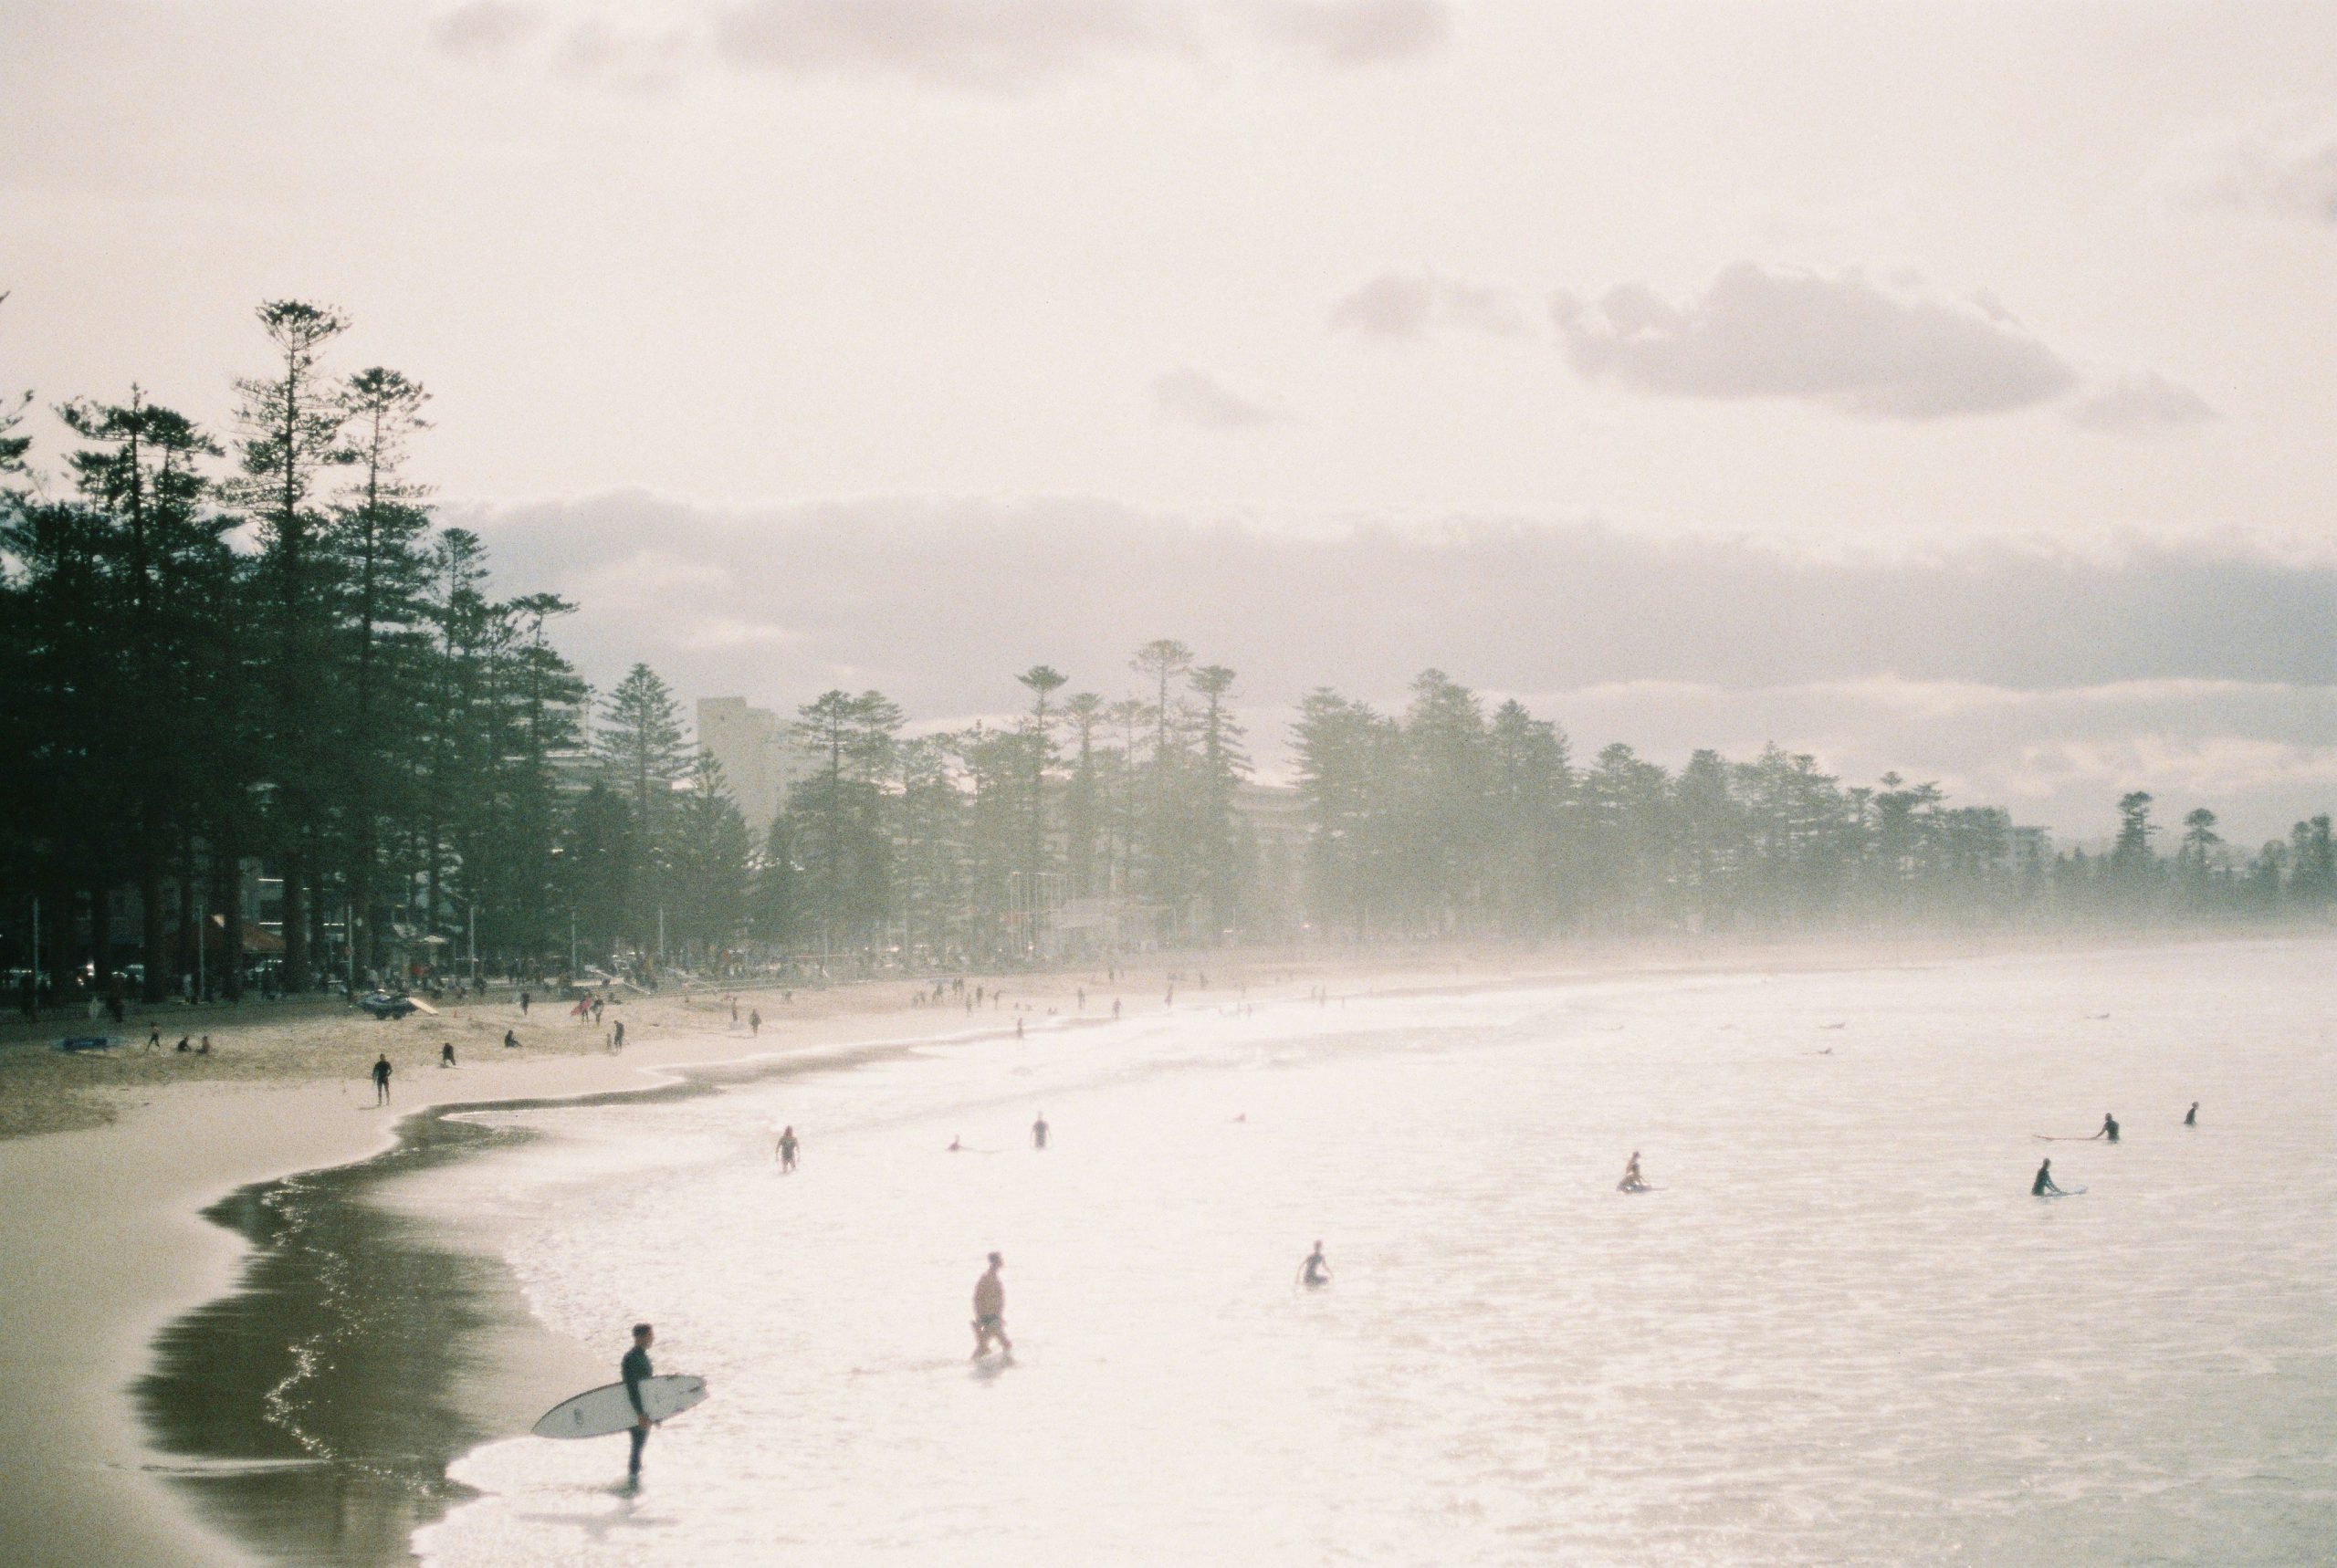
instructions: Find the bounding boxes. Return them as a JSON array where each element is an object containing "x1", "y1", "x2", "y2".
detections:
[
  {"x1": 1301, "y1": 1241, "x2": 1330, "y2": 1287},
  {"x1": 2033, "y1": 1158, "x2": 2062, "y2": 1196},
  {"x1": 971, "y1": 1253, "x2": 1011, "y2": 1360},
  {"x1": 777, "y1": 1125, "x2": 799, "y2": 1171},
  {"x1": 2097, "y1": 1112, "x2": 2119, "y2": 1144},
  {"x1": 2185, "y1": 1102, "x2": 2197, "y2": 1127},
  {"x1": 1617, "y1": 1152, "x2": 1648, "y2": 1193},
  {"x1": 372, "y1": 1052, "x2": 393, "y2": 1104},
  {"x1": 623, "y1": 1322, "x2": 655, "y2": 1478}
]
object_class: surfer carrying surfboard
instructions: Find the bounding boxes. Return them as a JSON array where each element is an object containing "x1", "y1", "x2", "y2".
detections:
[
  {"x1": 971, "y1": 1254, "x2": 1011, "y2": 1361},
  {"x1": 2032, "y1": 1158, "x2": 2063, "y2": 1197},
  {"x1": 624, "y1": 1322, "x2": 656, "y2": 1477}
]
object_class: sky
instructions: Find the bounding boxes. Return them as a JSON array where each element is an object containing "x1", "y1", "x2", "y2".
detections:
[{"x1": 5, "y1": 0, "x2": 2336, "y2": 843}]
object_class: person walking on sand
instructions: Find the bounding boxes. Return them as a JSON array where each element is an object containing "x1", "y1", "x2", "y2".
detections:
[
  {"x1": 613, "y1": 1019, "x2": 625, "y2": 1050},
  {"x1": 749, "y1": 1009, "x2": 760, "y2": 1038},
  {"x1": 1032, "y1": 1113, "x2": 1048, "y2": 1150},
  {"x1": 622, "y1": 1322, "x2": 657, "y2": 1479},
  {"x1": 440, "y1": 1041, "x2": 456, "y2": 1068},
  {"x1": 146, "y1": 1024, "x2": 162, "y2": 1052},
  {"x1": 971, "y1": 1253, "x2": 1011, "y2": 1360},
  {"x1": 2033, "y1": 1157, "x2": 2063, "y2": 1196},
  {"x1": 372, "y1": 1052, "x2": 393, "y2": 1104},
  {"x1": 2184, "y1": 1102, "x2": 2198, "y2": 1127},
  {"x1": 778, "y1": 1125, "x2": 799, "y2": 1171},
  {"x1": 519, "y1": 989, "x2": 530, "y2": 1016}
]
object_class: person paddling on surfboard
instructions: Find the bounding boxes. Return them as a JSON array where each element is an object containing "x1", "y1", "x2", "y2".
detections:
[
  {"x1": 1300, "y1": 1241, "x2": 1330, "y2": 1287},
  {"x1": 971, "y1": 1253, "x2": 1011, "y2": 1361},
  {"x1": 623, "y1": 1322, "x2": 656, "y2": 1478},
  {"x1": 2033, "y1": 1158, "x2": 2063, "y2": 1196},
  {"x1": 1617, "y1": 1152, "x2": 1650, "y2": 1193},
  {"x1": 2096, "y1": 1112, "x2": 2119, "y2": 1144}
]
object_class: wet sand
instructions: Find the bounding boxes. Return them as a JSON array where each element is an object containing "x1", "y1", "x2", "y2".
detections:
[{"x1": 0, "y1": 935, "x2": 2218, "y2": 1567}]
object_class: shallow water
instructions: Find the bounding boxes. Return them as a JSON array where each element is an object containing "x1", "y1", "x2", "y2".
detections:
[{"x1": 393, "y1": 942, "x2": 2336, "y2": 1566}]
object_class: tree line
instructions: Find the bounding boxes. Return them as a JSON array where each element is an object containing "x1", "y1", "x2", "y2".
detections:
[{"x1": 4, "y1": 298, "x2": 2332, "y2": 1005}]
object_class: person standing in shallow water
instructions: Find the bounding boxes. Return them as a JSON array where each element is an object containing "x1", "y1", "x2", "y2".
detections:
[
  {"x1": 623, "y1": 1322, "x2": 656, "y2": 1478},
  {"x1": 2185, "y1": 1102, "x2": 2198, "y2": 1127},
  {"x1": 2097, "y1": 1112, "x2": 2120, "y2": 1144},
  {"x1": 1032, "y1": 1113, "x2": 1048, "y2": 1150},
  {"x1": 971, "y1": 1253, "x2": 1011, "y2": 1360},
  {"x1": 1300, "y1": 1241, "x2": 1330, "y2": 1287},
  {"x1": 2033, "y1": 1157, "x2": 2063, "y2": 1196},
  {"x1": 777, "y1": 1125, "x2": 799, "y2": 1171}
]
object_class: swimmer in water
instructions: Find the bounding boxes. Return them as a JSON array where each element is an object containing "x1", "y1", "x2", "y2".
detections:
[
  {"x1": 948, "y1": 1135, "x2": 963, "y2": 1152},
  {"x1": 2097, "y1": 1112, "x2": 2120, "y2": 1144},
  {"x1": 1617, "y1": 1152, "x2": 1649, "y2": 1193},
  {"x1": 1299, "y1": 1241, "x2": 1330, "y2": 1287},
  {"x1": 2033, "y1": 1157, "x2": 2062, "y2": 1196}
]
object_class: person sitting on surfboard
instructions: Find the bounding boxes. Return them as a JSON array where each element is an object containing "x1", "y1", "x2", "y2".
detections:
[
  {"x1": 2097, "y1": 1112, "x2": 2120, "y2": 1144},
  {"x1": 972, "y1": 1253, "x2": 1011, "y2": 1361},
  {"x1": 2033, "y1": 1158, "x2": 2062, "y2": 1196},
  {"x1": 1618, "y1": 1152, "x2": 1649, "y2": 1193},
  {"x1": 1300, "y1": 1241, "x2": 1330, "y2": 1287},
  {"x1": 2185, "y1": 1102, "x2": 2197, "y2": 1127},
  {"x1": 777, "y1": 1125, "x2": 799, "y2": 1171},
  {"x1": 623, "y1": 1322, "x2": 656, "y2": 1478}
]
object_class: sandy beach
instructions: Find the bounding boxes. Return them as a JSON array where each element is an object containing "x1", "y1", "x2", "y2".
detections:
[{"x1": 0, "y1": 931, "x2": 2244, "y2": 1567}]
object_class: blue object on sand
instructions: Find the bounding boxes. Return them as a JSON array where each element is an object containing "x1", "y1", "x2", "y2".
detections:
[{"x1": 58, "y1": 1036, "x2": 114, "y2": 1052}]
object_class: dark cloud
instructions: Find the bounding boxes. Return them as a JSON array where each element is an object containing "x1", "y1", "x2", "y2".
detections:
[
  {"x1": 1150, "y1": 368, "x2": 1286, "y2": 430},
  {"x1": 2068, "y1": 371, "x2": 2217, "y2": 435},
  {"x1": 454, "y1": 492, "x2": 2337, "y2": 838},
  {"x1": 1329, "y1": 269, "x2": 1526, "y2": 339},
  {"x1": 1551, "y1": 264, "x2": 2078, "y2": 420}
]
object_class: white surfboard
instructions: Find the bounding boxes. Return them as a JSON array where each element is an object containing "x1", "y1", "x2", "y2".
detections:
[{"x1": 531, "y1": 1374, "x2": 709, "y2": 1439}]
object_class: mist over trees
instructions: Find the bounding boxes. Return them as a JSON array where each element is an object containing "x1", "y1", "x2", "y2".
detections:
[{"x1": 3, "y1": 298, "x2": 2333, "y2": 1006}]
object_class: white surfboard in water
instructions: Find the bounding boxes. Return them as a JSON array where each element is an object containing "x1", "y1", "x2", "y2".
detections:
[{"x1": 532, "y1": 1374, "x2": 709, "y2": 1439}]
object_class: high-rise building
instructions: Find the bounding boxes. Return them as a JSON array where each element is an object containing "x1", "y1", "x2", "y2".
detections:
[{"x1": 697, "y1": 696, "x2": 814, "y2": 834}]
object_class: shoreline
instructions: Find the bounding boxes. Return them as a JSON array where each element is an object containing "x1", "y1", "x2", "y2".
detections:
[{"x1": 0, "y1": 929, "x2": 2290, "y2": 1568}]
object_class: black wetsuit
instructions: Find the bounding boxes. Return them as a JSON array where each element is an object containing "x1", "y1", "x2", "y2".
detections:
[
  {"x1": 622, "y1": 1344, "x2": 653, "y2": 1474},
  {"x1": 2101, "y1": 1115, "x2": 2119, "y2": 1144},
  {"x1": 2033, "y1": 1165, "x2": 2057, "y2": 1196},
  {"x1": 2185, "y1": 1105, "x2": 2196, "y2": 1127}
]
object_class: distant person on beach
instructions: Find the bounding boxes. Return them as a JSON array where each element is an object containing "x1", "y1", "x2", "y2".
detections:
[
  {"x1": 1300, "y1": 1241, "x2": 1330, "y2": 1287},
  {"x1": 778, "y1": 1125, "x2": 799, "y2": 1170},
  {"x1": 971, "y1": 1254, "x2": 1011, "y2": 1360},
  {"x1": 175, "y1": 1035, "x2": 190, "y2": 1053},
  {"x1": 623, "y1": 1322, "x2": 656, "y2": 1478},
  {"x1": 2185, "y1": 1102, "x2": 2198, "y2": 1127},
  {"x1": 1618, "y1": 1152, "x2": 1649, "y2": 1193},
  {"x1": 504, "y1": 1029, "x2": 520, "y2": 1050},
  {"x1": 519, "y1": 990, "x2": 529, "y2": 1016},
  {"x1": 197, "y1": 1035, "x2": 211, "y2": 1055},
  {"x1": 2033, "y1": 1158, "x2": 2062, "y2": 1196},
  {"x1": 441, "y1": 1041, "x2": 456, "y2": 1067},
  {"x1": 948, "y1": 1135, "x2": 964, "y2": 1152},
  {"x1": 372, "y1": 1053, "x2": 393, "y2": 1104},
  {"x1": 146, "y1": 1025, "x2": 161, "y2": 1052},
  {"x1": 1032, "y1": 1113, "x2": 1048, "y2": 1149},
  {"x1": 1014, "y1": 1017, "x2": 1024, "y2": 1040},
  {"x1": 749, "y1": 1009, "x2": 760, "y2": 1038},
  {"x1": 613, "y1": 1019, "x2": 625, "y2": 1050},
  {"x1": 2097, "y1": 1113, "x2": 2120, "y2": 1144}
]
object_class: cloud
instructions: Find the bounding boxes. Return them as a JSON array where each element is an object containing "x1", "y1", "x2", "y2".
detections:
[
  {"x1": 1550, "y1": 263, "x2": 2079, "y2": 420},
  {"x1": 431, "y1": 0, "x2": 547, "y2": 56},
  {"x1": 453, "y1": 492, "x2": 2337, "y2": 840},
  {"x1": 1237, "y1": 0, "x2": 1451, "y2": 66},
  {"x1": 1329, "y1": 269, "x2": 1527, "y2": 339},
  {"x1": 2175, "y1": 109, "x2": 2337, "y2": 225},
  {"x1": 711, "y1": 0, "x2": 1192, "y2": 91},
  {"x1": 1150, "y1": 368, "x2": 1286, "y2": 430},
  {"x1": 2068, "y1": 371, "x2": 2217, "y2": 435}
]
